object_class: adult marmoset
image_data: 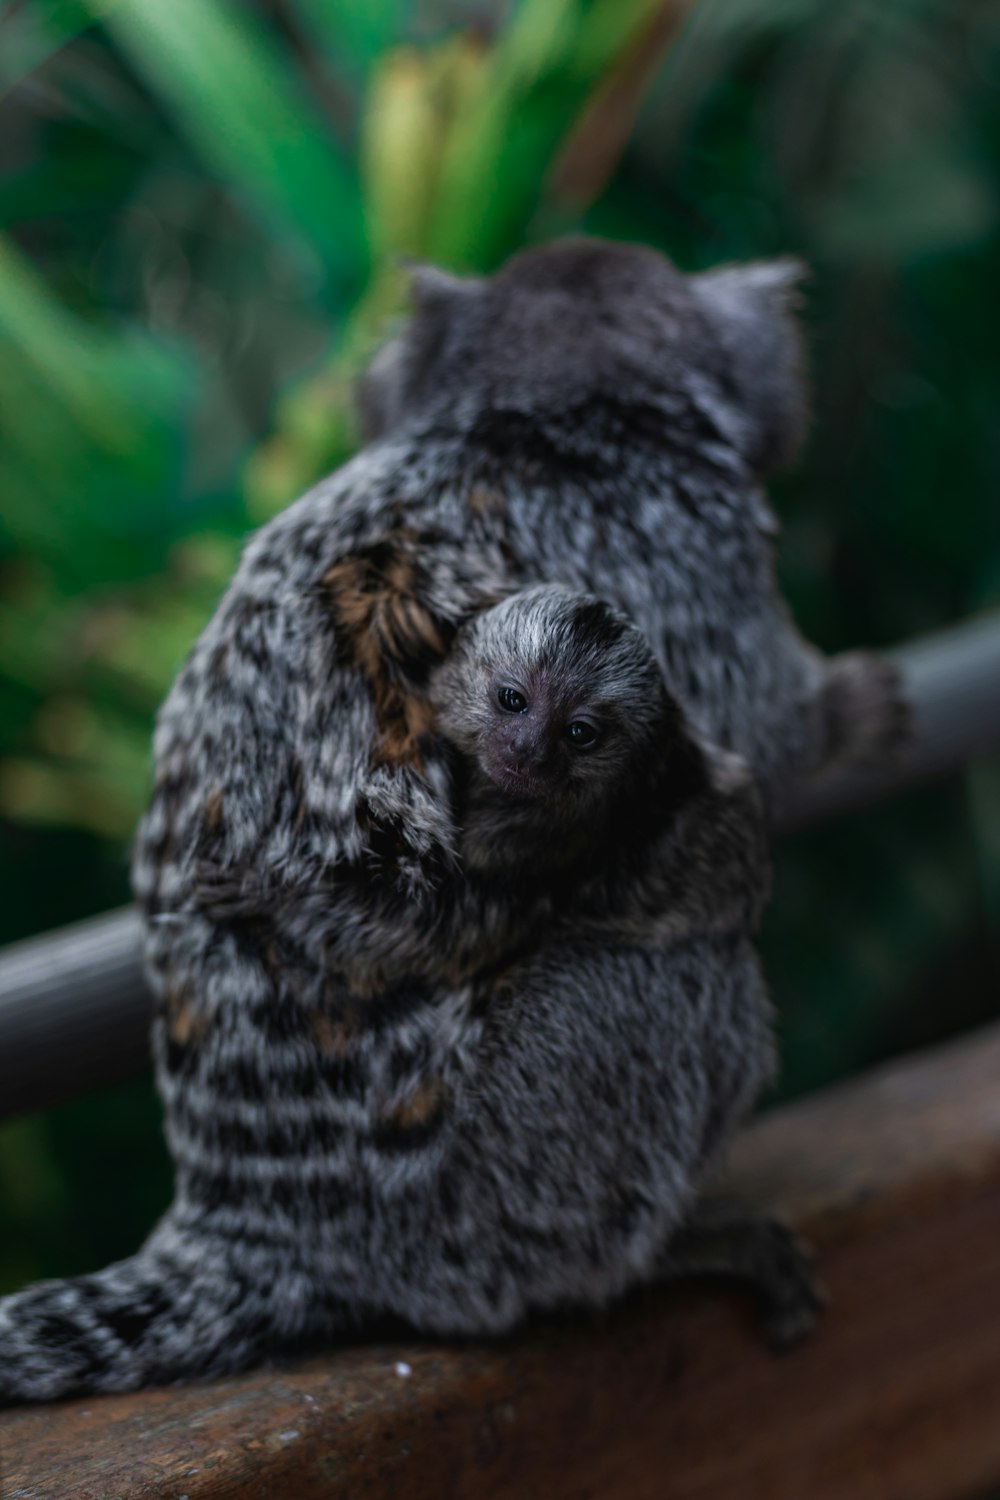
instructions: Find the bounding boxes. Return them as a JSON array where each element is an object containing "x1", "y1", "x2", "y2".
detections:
[{"x1": 0, "y1": 235, "x2": 884, "y2": 1400}]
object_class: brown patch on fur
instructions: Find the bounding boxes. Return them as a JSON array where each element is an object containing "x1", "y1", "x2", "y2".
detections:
[
  {"x1": 467, "y1": 484, "x2": 505, "y2": 517},
  {"x1": 371, "y1": 691, "x2": 438, "y2": 771},
  {"x1": 311, "y1": 1008, "x2": 361, "y2": 1057},
  {"x1": 165, "y1": 986, "x2": 210, "y2": 1048},
  {"x1": 325, "y1": 539, "x2": 449, "y2": 675},
  {"x1": 340, "y1": 966, "x2": 389, "y2": 1002},
  {"x1": 324, "y1": 535, "x2": 453, "y2": 771},
  {"x1": 261, "y1": 940, "x2": 283, "y2": 985},
  {"x1": 203, "y1": 786, "x2": 224, "y2": 832},
  {"x1": 382, "y1": 1076, "x2": 450, "y2": 1131}
]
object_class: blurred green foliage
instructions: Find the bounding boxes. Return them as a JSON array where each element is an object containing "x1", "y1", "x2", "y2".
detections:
[{"x1": 0, "y1": 0, "x2": 998, "y2": 1291}]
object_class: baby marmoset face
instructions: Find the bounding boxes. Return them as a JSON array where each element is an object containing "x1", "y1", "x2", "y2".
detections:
[{"x1": 430, "y1": 585, "x2": 677, "y2": 832}]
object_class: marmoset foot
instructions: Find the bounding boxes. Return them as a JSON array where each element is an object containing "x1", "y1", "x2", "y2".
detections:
[
  {"x1": 824, "y1": 650, "x2": 912, "y2": 770},
  {"x1": 663, "y1": 1199, "x2": 826, "y2": 1349}
]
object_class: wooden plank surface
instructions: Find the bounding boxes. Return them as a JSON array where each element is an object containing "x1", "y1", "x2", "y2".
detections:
[{"x1": 3, "y1": 1022, "x2": 1000, "y2": 1500}]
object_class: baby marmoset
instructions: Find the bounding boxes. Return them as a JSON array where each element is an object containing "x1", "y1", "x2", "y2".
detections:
[
  {"x1": 432, "y1": 582, "x2": 679, "y2": 873},
  {"x1": 0, "y1": 583, "x2": 815, "y2": 1403},
  {"x1": 429, "y1": 584, "x2": 768, "y2": 940}
]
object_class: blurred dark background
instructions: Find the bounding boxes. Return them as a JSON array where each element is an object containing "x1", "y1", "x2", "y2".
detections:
[{"x1": 1, "y1": 0, "x2": 998, "y2": 1294}]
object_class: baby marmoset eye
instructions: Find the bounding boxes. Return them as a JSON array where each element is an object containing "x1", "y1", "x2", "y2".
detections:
[
  {"x1": 495, "y1": 682, "x2": 602, "y2": 750},
  {"x1": 565, "y1": 720, "x2": 599, "y2": 748}
]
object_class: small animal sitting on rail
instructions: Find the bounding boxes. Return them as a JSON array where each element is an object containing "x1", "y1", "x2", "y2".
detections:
[
  {"x1": 0, "y1": 583, "x2": 821, "y2": 1402},
  {"x1": 0, "y1": 237, "x2": 903, "y2": 1402}
]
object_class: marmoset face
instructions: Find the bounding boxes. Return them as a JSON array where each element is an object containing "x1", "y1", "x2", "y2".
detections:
[
  {"x1": 432, "y1": 585, "x2": 669, "y2": 815},
  {"x1": 479, "y1": 666, "x2": 609, "y2": 801}
]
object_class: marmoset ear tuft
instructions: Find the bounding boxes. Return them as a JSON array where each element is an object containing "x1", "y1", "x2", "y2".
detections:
[
  {"x1": 404, "y1": 261, "x2": 481, "y2": 314},
  {"x1": 357, "y1": 264, "x2": 484, "y2": 442},
  {"x1": 692, "y1": 257, "x2": 810, "y2": 475}
]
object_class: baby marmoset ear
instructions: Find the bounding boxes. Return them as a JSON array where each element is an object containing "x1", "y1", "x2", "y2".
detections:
[
  {"x1": 691, "y1": 257, "x2": 810, "y2": 476},
  {"x1": 356, "y1": 265, "x2": 484, "y2": 442}
]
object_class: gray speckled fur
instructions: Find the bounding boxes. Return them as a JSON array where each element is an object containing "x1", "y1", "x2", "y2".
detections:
[{"x1": 0, "y1": 237, "x2": 885, "y2": 1402}]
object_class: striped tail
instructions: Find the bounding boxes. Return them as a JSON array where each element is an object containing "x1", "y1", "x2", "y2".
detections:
[{"x1": 0, "y1": 1215, "x2": 334, "y2": 1405}]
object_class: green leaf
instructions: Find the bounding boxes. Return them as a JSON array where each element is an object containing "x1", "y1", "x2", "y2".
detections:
[
  {"x1": 88, "y1": 0, "x2": 366, "y2": 282},
  {"x1": 291, "y1": 0, "x2": 406, "y2": 78},
  {"x1": 0, "y1": 0, "x2": 96, "y2": 95},
  {"x1": 0, "y1": 236, "x2": 177, "y2": 451},
  {"x1": 0, "y1": 235, "x2": 195, "y2": 582},
  {"x1": 360, "y1": 37, "x2": 485, "y2": 263},
  {"x1": 426, "y1": 0, "x2": 664, "y2": 269}
]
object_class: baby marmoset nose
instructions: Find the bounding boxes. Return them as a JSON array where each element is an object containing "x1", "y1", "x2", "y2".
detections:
[{"x1": 506, "y1": 721, "x2": 550, "y2": 768}]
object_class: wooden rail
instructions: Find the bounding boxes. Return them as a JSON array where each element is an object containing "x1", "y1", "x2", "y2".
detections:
[
  {"x1": 2, "y1": 1020, "x2": 999, "y2": 1499},
  {"x1": 1, "y1": 608, "x2": 999, "y2": 1124}
]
